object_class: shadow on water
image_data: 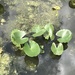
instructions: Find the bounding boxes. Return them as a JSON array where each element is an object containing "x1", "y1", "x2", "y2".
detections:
[{"x1": 3, "y1": 42, "x2": 15, "y2": 55}]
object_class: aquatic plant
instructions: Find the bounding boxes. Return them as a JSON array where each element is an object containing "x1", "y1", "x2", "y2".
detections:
[
  {"x1": 51, "y1": 29, "x2": 72, "y2": 55},
  {"x1": 11, "y1": 29, "x2": 41, "y2": 57},
  {"x1": 11, "y1": 29, "x2": 28, "y2": 47},
  {"x1": 31, "y1": 25, "x2": 45, "y2": 37},
  {"x1": 43, "y1": 23, "x2": 55, "y2": 40},
  {"x1": 56, "y1": 29, "x2": 72, "y2": 43},
  {"x1": 32, "y1": 23, "x2": 55, "y2": 40},
  {"x1": 23, "y1": 40, "x2": 41, "y2": 57},
  {"x1": 51, "y1": 42, "x2": 63, "y2": 55},
  {"x1": 11, "y1": 24, "x2": 73, "y2": 57}
]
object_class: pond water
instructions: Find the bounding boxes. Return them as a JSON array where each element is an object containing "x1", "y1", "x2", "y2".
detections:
[
  {"x1": 0, "y1": 0, "x2": 75, "y2": 75},
  {"x1": 58, "y1": 0, "x2": 75, "y2": 75}
]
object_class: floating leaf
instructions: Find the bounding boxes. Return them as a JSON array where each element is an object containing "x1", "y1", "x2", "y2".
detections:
[
  {"x1": 32, "y1": 25, "x2": 45, "y2": 37},
  {"x1": 56, "y1": 29, "x2": 72, "y2": 43},
  {"x1": 43, "y1": 23, "x2": 55, "y2": 40},
  {"x1": 23, "y1": 40, "x2": 41, "y2": 57},
  {"x1": 51, "y1": 42, "x2": 64, "y2": 55},
  {"x1": 11, "y1": 29, "x2": 28, "y2": 47}
]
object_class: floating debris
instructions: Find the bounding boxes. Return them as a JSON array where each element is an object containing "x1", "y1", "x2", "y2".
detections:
[
  {"x1": 0, "y1": 18, "x2": 6, "y2": 25},
  {"x1": 0, "y1": 47, "x2": 3, "y2": 54},
  {"x1": 52, "y1": 6, "x2": 60, "y2": 10}
]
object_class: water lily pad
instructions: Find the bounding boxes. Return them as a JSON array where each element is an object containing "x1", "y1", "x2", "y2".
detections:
[
  {"x1": 11, "y1": 29, "x2": 28, "y2": 47},
  {"x1": 43, "y1": 23, "x2": 55, "y2": 40},
  {"x1": 56, "y1": 29, "x2": 72, "y2": 43},
  {"x1": 32, "y1": 25, "x2": 45, "y2": 37},
  {"x1": 23, "y1": 40, "x2": 41, "y2": 57},
  {"x1": 51, "y1": 42, "x2": 64, "y2": 55}
]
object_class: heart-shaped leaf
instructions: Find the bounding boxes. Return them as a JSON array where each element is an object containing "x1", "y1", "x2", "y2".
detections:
[
  {"x1": 23, "y1": 40, "x2": 41, "y2": 57},
  {"x1": 11, "y1": 29, "x2": 28, "y2": 47},
  {"x1": 43, "y1": 23, "x2": 55, "y2": 40},
  {"x1": 56, "y1": 29, "x2": 72, "y2": 43},
  {"x1": 32, "y1": 25, "x2": 46, "y2": 37},
  {"x1": 51, "y1": 42, "x2": 64, "y2": 55}
]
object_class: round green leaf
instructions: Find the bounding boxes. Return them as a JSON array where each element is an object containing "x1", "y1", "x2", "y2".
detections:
[
  {"x1": 51, "y1": 42, "x2": 64, "y2": 55},
  {"x1": 32, "y1": 25, "x2": 46, "y2": 37},
  {"x1": 43, "y1": 23, "x2": 55, "y2": 40},
  {"x1": 11, "y1": 29, "x2": 28, "y2": 47},
  {"x1": 23, "y1": 40, "x2": 41, "y2": 57},
  {"x1": 56, "y1": 29, "x2": 72, "y2": 43}
]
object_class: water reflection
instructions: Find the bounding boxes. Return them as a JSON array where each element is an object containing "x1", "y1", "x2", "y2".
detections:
[{"x1": 58, "y1": 0, "x2": 75, "y2": 75}]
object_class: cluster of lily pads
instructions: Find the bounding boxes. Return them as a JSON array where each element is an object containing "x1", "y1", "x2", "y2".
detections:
[{"x1": 11, "y1": 23, "x2": 72, "y2": 57}]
